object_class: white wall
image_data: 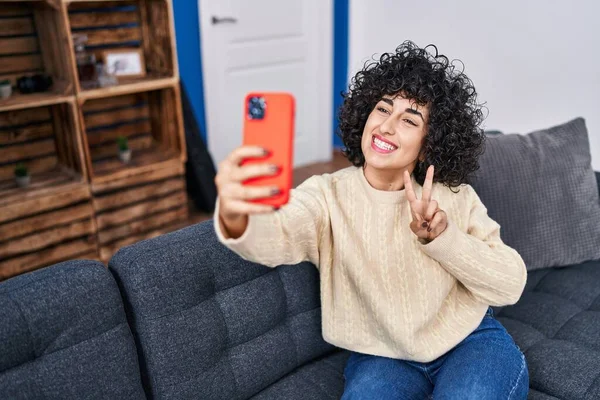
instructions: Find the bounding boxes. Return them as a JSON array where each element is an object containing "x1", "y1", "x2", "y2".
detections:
[{"x1": 349, "y1": 0, "x2": 600, "y2": 170}]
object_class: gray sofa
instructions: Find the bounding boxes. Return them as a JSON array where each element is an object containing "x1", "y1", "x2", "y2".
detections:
[{"x1": 1, "y1": 171, "x2": 599, "y2": 399}]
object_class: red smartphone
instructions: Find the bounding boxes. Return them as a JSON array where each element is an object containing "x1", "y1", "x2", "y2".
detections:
[{"x1": 242, "y1": 92, "x2": 295, "y2": 207}]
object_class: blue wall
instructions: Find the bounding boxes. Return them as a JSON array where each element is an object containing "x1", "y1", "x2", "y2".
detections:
[
  {"x1": 172, "y1": 1, "x2": 348, "y2": 148},
  {"x1": 172, "y1": 0, "x2": 207, "y2": 143},
  {"x1": 333, "y1": 0, "x2": 349, "y2": 149}
]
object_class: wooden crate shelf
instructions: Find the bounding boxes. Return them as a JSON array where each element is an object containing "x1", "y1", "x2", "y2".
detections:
[
  {"x1": 0, "y1": 182, "x2": 98, "y2": 280},
  {"x1": 0, "y1": 1, "x2": 75, "y2": 112},
  {"x1": 0, "y1": 99, "x2": 97, "y2": 279},
  {"x1": 1, "y1": 0, "x2": 187, "y2": 278},
  {"x1": 91, "y1": 158, "x2": 188, "y2": 263},
  {"x1": 78, "y1": 83, "x2": 185, "y2": 182},
  {"x1": 65, "y1": 0, "x2": 178, "y2": 94},
  {"x1": 0, "y1": 101, "x2": 88, "y2": 198}
]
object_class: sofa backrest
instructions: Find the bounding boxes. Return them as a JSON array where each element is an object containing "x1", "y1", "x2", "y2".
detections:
[
  {"x1": 108, "y1": 220, "x2": 337, "y2": 400},
  {"x1": 596, "y1": 171, "x2": 600, "y2": 199},
  {"x1": 0, "y1": 260, "x2": 145, "y2": 399}
]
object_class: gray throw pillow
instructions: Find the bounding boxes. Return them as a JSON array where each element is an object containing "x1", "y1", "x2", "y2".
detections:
[{"x1": 469, "y1": 117, "x2": 600, "y2": 271}]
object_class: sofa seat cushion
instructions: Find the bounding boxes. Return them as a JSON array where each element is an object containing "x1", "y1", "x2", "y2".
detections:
[
  {"x1": 0, "y1": 260, "x2": 145, "y2": 399},
  {"x1": 251, "y1": 350, "x2": 349, "y2": 400},
  {"x1": 495, "y1": 258, "x2": 600, "y2": 399}
]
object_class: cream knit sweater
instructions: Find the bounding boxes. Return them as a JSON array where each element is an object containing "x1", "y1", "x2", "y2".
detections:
[{"x1": 214, "y1": 166, "x2": 527, "y2": 362}]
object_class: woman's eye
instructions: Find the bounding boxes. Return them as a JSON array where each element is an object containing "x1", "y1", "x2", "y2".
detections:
[
  {"x1": 404, "y1": 119, "x2": 417, "y2": 126},
  {"x1": 377, "y1": 107, "x2": 390, "y2": 114}
]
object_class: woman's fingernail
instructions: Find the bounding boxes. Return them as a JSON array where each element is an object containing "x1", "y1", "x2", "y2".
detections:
[{"x1": 421, "y1": 222, "x2": 428, "y2": 228}]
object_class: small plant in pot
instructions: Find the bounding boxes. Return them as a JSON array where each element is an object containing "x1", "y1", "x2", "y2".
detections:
[
  {"x1": 117, "y1": 135, "x2": 131, "y2": 163},
  {"x1": 0, "y1": 79, "x2": 12, "y2": 99},
  {"x1": 14, "y1": 163, "x2": 30, "y2": 188}
]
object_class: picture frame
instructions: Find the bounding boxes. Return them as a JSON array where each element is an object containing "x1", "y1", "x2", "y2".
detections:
[{"x1": 102, "y1": 48, "x2": 146, "y2": 78}]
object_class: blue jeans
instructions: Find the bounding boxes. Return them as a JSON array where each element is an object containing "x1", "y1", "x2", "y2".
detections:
[{"x1": 341, "y1": 308, "x2": 528, "y2": 399}]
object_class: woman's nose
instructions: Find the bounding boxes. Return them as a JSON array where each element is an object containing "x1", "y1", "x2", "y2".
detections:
[{"x1": 379, "y1": 116, "x2": 395, "y2": 136}]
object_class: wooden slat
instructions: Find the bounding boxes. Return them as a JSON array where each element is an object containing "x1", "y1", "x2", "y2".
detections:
[
  {"x1": 144, "y1": 0, "x2": 173, "y2": 76},
  {"x1": 0, "y1": 184, "x2": 90, "y2": 223},
  {"x1": 92, "y1": 158, "x2": 183, "y2": 193},
  {"x1": 85, "y1": 105, "x2": 149, "y2": 129},
  {"x1": 68, "y1": 1, "x2": 137, "y2": 11},
  {"x1": 99, "y1": 218, "x2": 185, "y2": 261},
  {"x1": 86, "y1": 120, "x2": 151, "y2": 146},
  {"x1": 0, "y1": 37, "x2": 39, "y2": 56},
  {"x1": 0, "y1": 172, "x2": 72, "y2": 198},
  {"x1": 0, "y1": 17, "x2": 35, "y2": 36},
  {"x1": 0, "y1": 107, "x2": 51, "y2": 128},
  {"x1": 0, "y1": 4, "x2": 32, "y2": 18},
  {"x1": 0, "y1": 219, "x2": 94, "y2": 259},
  {"x1": 0, "y1": 202, "x2": 94, "y2": 242},
  {"x1": 82, "y1": 93, "x2": 146, "y2": 113},
  {"x1": 0, "y1": 54, "x2": 43, "y2": 75},
  {"x1": 93, "y1": 176, "x2": 184, "y2": 212},
  {"x1": 90, "y1": 134, "x2": 153, "y2": 161},
  {"x1": 0, "y1": 238, "x2": 97, "y2": 280},
  {"x1": 77, "y1": 76, "x2": 176, "y2": 102},
  {"x1": 69, "y1": 10, "x2": 139, "y2": 29},
  {"x1": 99, "y1": 206, "x2": 187, "y2": 245},
  {"x1": 96, "y1": 190, "x2": 186, "y2": 229},
  {"x1": 92, "y1": 146, "x2": 177, "y2": 177},
  {"x1": 0, "y1": 122, "x2": 54, "y2": 145},
  {"x1": 0, "y1": 138, "x2": 55, "y2": 165},
  {"x1": 76, "y1": 27, "x2": 141, "y2": 46},
  {"x1": 0, "y1": 155, "x2": 57, "y2": 181}
]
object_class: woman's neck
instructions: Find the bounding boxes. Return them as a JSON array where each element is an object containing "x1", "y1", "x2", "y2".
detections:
[{"x1": 363, "y1": 164, "x2": 411, "y2": 191}]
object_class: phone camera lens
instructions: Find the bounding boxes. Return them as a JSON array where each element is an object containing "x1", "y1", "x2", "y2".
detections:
[{"x1": 248, "y1": 96, "x2": 266, "y2": 120}]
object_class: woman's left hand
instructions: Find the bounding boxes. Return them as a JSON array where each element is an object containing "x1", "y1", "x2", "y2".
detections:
[{"x1": 404, "y1": 165, "x2": 448, "y2": 242}]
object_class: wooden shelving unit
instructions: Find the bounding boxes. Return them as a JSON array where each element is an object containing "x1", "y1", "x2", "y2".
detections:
[
  {"x1": 0, "y1": 0, "x2": 188, "y2": 278},
  {"x1": 0, "y1": 101, "x2": 97, "y2": 279},
  {"x1": 0, "y1": 1, "x2": 75, "y2": 113}
]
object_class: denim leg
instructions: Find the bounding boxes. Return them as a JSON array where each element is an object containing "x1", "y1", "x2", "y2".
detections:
[
  {"x1": 432, "y1": 312, "x2": 529, "y2": 399},
  {"x1": 341, "y1": 351, "x2": 432, "y2": 400}
]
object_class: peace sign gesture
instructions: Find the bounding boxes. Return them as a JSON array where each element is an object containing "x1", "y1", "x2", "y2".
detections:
[{"x1": 403, "y1": 165, "x2": 448, "y2": 242}]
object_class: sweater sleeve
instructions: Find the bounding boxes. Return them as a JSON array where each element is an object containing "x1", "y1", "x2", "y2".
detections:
[
  {"x1": 419, "y1": 185, "x2": 527, "y2": 306},
  {"x1": 213, "y1": 175, "x2": 329, "y2": 268}
]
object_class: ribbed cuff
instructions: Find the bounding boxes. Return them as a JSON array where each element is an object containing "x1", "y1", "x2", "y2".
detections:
[{"x1": 418, "y1": 219, "x2": 462, "y2": 262}]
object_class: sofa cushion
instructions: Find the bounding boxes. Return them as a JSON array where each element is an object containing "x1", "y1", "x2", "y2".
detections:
[
  {"x1": 495, "y1": 258, "x2": 600, "y2": 399},
  {"x1": 0, "y1": 260, "x2": 145, "y2": 399},
  {"x1": 109, "y1": 220, "x2": 339, "y2": 400},
  {"x1": 470, "y1": 117, "x2": 600, "y2": 271},
  {"x1": 251, "y1": 350, "x2": 348, "y2": 399}
]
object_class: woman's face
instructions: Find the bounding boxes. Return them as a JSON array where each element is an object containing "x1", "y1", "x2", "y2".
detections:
[{"x1": 361, "y1": 94, "x2": 429, "y2": 176}]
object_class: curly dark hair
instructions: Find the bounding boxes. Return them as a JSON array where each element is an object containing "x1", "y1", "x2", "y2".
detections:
[{"x1": 337, "y1": 40, "x2": 486, "y2": 190}]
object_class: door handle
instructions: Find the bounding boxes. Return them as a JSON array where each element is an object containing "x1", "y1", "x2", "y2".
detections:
[{"x1": 212, "y1": 16, "x2": 238, "y2": 25}]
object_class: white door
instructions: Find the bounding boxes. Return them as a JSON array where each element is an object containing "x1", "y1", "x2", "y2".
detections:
[{"x1": 199, "y1": 0, "x2": 333, "y2": 168}]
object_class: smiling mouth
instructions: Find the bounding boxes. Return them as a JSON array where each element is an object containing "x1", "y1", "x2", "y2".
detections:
[{"x1": 372, "y1": 135, "x2": 398, "y2": 153}]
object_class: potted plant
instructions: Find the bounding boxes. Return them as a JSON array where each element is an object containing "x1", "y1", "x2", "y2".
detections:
[
  {"x1": 0, "y1": 79, "x2": 12, "y2": 99},
  {"x1": 14, "y1": 163, "x2": 30, "y2": 188},
  {"x1": 117, "y1": 135, "x2": 131, "y2": 163}
]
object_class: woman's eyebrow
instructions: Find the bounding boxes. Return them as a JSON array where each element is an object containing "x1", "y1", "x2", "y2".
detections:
[
  {"x1": 380, "y1": 98, "x2": 425, "y2": 121},
  {"x1": 405, "y1": 108, "x2": 424, "y2": 121}
]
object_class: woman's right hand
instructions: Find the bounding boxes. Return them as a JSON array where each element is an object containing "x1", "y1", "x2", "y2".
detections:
[{"x1": 215, "y1": 145, "x2": 280, "y2": 239}]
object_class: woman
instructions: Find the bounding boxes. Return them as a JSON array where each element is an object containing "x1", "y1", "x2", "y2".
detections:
[{"x1": 214, "y1": 41, "x2": 529, "y2": 399}]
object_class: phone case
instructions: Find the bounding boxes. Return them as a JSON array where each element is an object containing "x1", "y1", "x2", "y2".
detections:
[{"x1": 242, "y1": 92, "x2": 295, "y2": 207}]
